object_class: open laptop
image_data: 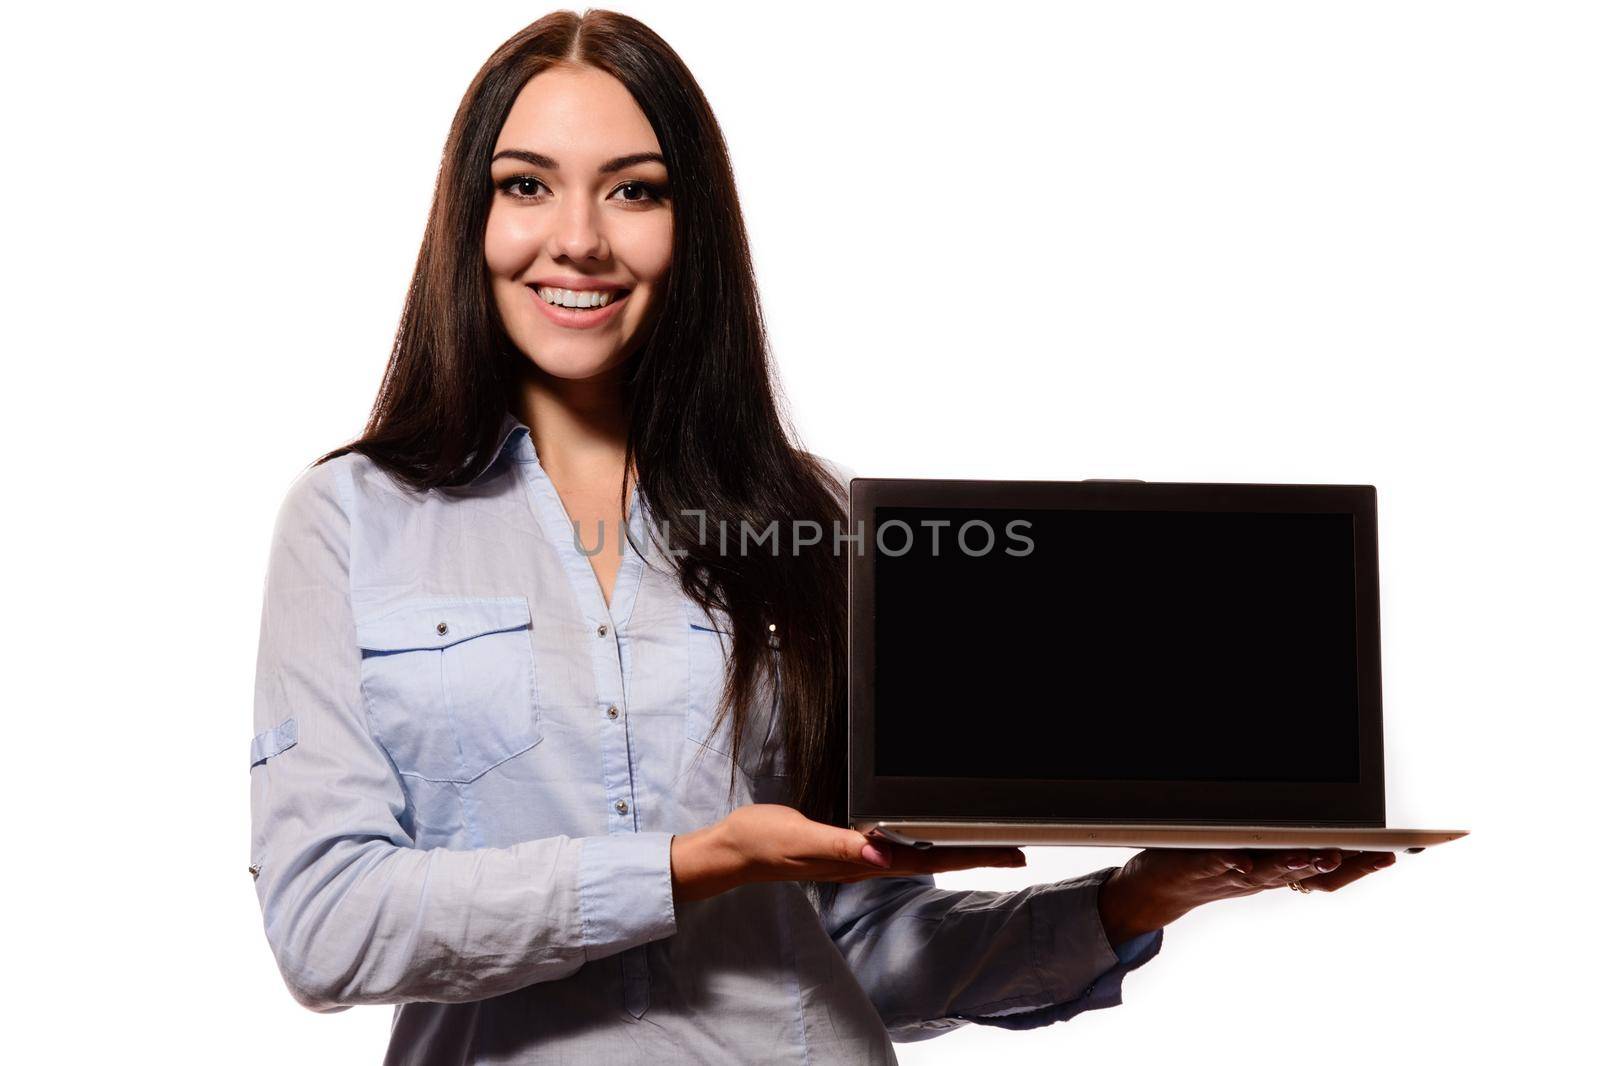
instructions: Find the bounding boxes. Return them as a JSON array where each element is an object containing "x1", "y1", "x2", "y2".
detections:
[{"x1": 848, "y1": 478, "x2": 1467, "y2": 854}]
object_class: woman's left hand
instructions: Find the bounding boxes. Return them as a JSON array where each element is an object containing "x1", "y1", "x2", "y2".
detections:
[{"x1": 1096, "y1": 847, "x2": 1399, "y2": 946}]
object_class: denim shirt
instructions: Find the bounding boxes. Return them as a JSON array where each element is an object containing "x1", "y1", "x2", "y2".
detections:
[{"x1": 247, "y1": 409, "x2": 1162, "y2": 1064}]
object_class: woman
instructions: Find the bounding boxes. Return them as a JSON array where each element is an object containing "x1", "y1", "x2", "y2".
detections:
[{"x1": 246, "y1": 10, "x2": 1395, "y2": 1063}]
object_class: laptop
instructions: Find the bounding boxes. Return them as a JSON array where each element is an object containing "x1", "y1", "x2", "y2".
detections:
[{"x1": 847, "y1": 478, "x2": 1467, "y2": 854}]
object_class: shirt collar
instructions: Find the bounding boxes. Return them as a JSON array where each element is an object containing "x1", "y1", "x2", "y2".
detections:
[
  {"x1": 470, "y1": 408, "x2": 653, "y2": 533},
  {"x1": 466, "y1": 408, "x2": 532, "y2": 485}
]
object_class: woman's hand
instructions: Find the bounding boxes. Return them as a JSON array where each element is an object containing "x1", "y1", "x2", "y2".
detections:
[
  {"x1": 1096, "y1": 847, "x2": 1400, "y2": 945},
  {"x1": 670, "y1": 804, "x2": 1026, "y2": 903}
]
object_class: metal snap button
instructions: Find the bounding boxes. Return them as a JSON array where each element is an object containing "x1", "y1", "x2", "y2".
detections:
[
  {"x1": 614, "y1": 799, "x2": 628, "y2": 814},
  {"x1": 606, "y1": 706, "x2": 619, "y2": 719},
  {"x1": 436, "y1": 621, "x2": 448, "y2": 635},
  {"x1": 597, "y1": 623, "x2": 608, "y2": 637}
]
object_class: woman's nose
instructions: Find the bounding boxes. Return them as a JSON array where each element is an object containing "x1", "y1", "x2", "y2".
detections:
[{"x1": 549, "y1": 199, "x2": 607, "y2": 260}]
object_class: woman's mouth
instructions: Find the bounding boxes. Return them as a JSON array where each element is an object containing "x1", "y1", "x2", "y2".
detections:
[{"x1": 529, "y1": 284, "x2": 631, "y2": 329}]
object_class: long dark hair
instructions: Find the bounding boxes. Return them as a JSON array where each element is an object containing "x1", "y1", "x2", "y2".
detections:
[{"x1": 318, "y1": 10, "x2": 853, "y2": 871}]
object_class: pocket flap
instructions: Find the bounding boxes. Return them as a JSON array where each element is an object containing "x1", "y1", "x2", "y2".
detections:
[
  {"x1": 355, "y1": 596, "x2": 531, "y2": 652},
  {"x1": 249, "y1": 717, "x2": 298, "y2": 768},
  {"x1": 689, "y1": 601, "x2": 779, "y2": 647},
  {"x1": 687, "y1": 600, "x2": 734, "y2": 634}
]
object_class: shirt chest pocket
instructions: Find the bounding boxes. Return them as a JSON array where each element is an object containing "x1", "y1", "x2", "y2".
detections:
[
  {"x1": 355, "y1": 596, "x2": 542, "y2": 784},
  {"x1": 685, "y1": 601, "x2": 788, "y2": 781}
]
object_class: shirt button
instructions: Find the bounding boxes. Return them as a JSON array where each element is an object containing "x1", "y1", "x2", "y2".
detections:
[
  {"x1": 597, "y1": 623, "x2": 608, "y2": 637},
  {"x1": 606, "y1": 705, "x2": 619, "y2": 719},
  {"x1": 615, "y1": 799, "x2": 628, "y2": 814},
  {"x1": 436, "y1": 621, "x2": 448, "y2": 635}
]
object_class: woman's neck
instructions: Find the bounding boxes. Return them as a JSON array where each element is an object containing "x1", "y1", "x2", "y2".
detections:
[{"x1": 513, "y1": 364, "x2": 631, "y2": 486}]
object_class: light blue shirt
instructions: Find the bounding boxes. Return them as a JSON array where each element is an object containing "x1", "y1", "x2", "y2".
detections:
[{"x1": 247, "y1": 408, "x2": 1162, "y2": 1064}]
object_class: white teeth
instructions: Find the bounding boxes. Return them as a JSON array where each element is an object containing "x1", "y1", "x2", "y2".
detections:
[{"x1": 536, "y1": 286, "x2": 621, "y2": 309}]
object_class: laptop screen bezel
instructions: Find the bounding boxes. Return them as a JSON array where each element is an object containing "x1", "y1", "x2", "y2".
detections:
[{"x1": 847, "y1": 478, "x2": 1386, "y2": 827}]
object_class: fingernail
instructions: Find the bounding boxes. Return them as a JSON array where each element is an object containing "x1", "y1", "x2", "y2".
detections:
[
  {"x1": 1286, "y1": 859, "x2": 1310, "y2": 870},
  {"x1": 861, "y1": 844, "x2": 891, "y2": 868}
]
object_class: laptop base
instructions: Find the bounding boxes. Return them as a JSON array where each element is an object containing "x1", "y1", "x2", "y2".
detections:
[{"x1": 856, "y1": 820, "x2": 1468, "y2": 853}]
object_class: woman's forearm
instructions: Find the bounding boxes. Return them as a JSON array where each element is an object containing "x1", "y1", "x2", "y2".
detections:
[{"x1": 1096, "y1": 865, "x2": 1179, "y2": 946}]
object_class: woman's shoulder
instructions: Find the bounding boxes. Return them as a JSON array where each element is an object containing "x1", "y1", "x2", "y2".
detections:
[
  {"x1": 269, "y1": 447, "x2": 399, "y2": 532},
  {"x1": 276, "y1": 447, "x2": 436, "y2": 522},
  {"x1": 269, "y1": 451, "x2": 360, "y2": 543}
]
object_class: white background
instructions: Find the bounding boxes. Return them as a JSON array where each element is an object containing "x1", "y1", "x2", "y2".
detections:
[{"x1": 5, "y1": 1, "x2": 1594, "y2": 1061}]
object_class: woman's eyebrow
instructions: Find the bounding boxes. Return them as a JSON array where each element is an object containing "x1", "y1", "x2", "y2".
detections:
[{"x1": 489, "y1": 149, "x2": 666, "y2": 173}]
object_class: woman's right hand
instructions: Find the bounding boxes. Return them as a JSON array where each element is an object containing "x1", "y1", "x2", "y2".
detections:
[{"x1": 669, "y1": 803, "x2": 1027, "y2": 903}]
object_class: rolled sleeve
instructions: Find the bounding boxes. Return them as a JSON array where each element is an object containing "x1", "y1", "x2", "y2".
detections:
[
  {"x1": 578, "y1": 831, "x2": 679, "y2": 961},
  {"x1": 959, "y1": 866, "x2": 1164, "y2": 1032},
  {"x1": 819, "y1": 865, "x2": 1163, "y2": 1043}
]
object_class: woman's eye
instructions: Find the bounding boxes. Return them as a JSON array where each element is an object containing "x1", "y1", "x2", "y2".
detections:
[
  {"x1": 494, "y1": 175, "x2": 667, "y2": 205},
  {"x1": 497, "y1": 176, "x2": 548, "y2": 199},
  {"x1": 613, "y1": 180, "x2": 667, "y2": 204}
]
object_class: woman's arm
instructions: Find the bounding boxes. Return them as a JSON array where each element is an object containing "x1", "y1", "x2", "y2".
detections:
[
  {"x1": 1096, "y1": 846, "x2": 1398, "y2": 943},
  {"x1": 816, "y1": 866, "x2": 1163, "y2": 1042},
  {"x1": 247, "y1": 460, "x2": 678, "y2": 1013}
]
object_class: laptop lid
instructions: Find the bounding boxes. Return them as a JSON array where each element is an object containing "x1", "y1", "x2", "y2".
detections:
[{"x1": 847, "y1": 479, "x2": 1386, "y2": 827}]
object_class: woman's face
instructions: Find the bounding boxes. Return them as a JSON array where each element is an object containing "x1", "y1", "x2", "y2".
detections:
[{"x1": 485, "y1": 65, "x2": 673, "y2": 383}]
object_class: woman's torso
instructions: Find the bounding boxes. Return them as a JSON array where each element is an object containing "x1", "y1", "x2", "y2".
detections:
[{"x1": 341, "y1": 412, "x2": 895, "y2": 1065}]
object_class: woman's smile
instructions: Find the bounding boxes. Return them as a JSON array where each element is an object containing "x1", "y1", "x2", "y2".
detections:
[{"x1": 529, "y1": 283, "x2": 632, "y2": 329}]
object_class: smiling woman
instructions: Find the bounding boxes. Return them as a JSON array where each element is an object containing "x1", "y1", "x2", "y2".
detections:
[
  {"x1": 483, "y1": 69, "x2": 674, "y2": 368},
  {"x1": 246, "y1": 8, "x2": 1164, "y2": 1065}
]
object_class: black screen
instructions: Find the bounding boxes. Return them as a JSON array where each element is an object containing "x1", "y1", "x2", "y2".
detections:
[{"x1": 873, "y1": 505, "x2": 1360, "y2": 782}]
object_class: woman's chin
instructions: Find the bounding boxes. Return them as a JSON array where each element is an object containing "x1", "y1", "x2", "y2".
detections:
[{"x1": 513, "y1": 346, "x2": 631, "y2": 385}]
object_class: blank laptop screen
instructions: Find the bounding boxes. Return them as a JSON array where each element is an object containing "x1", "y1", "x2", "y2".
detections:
[{"x1": 872, "y1": 505, "x2": 1361, "y2": 783}]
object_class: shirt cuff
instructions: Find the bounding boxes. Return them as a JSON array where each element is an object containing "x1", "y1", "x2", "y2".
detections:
[
  {"x1": 577, "y1": 831, "x2": 679, "y2": 962},
  {"x1": 1113, "y1": 928, "x2": 1163, "y2": 965},
  {"x1": 959, "y1": 866, "x2": 1165, "y2": 1032}
]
